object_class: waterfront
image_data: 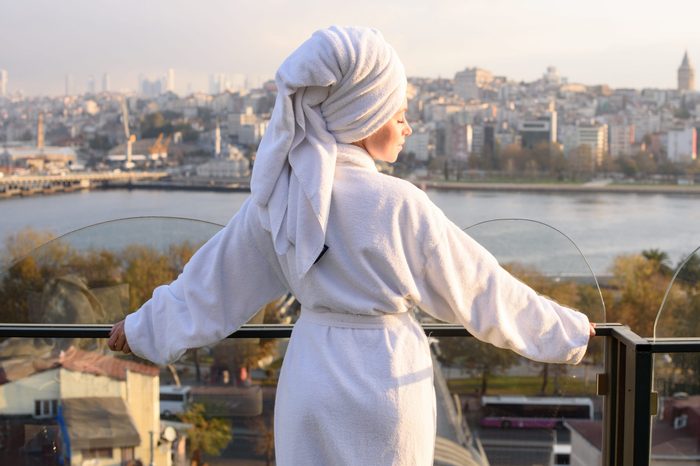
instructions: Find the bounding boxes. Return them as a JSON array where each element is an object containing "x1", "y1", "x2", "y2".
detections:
[{"x1": 1, "y1": 188, "x2": 698, "y2": 276}]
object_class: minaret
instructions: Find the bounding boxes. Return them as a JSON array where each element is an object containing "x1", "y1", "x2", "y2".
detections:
[
  {"x1": 214, "y1": 122, "x2": 221, "y2": 158},
  {"x1": 37, "y1": 113, "x2": 45, "y2": 151},
  {"x1": 678, "y1": 50, "x2": 695, "y2": 91}
]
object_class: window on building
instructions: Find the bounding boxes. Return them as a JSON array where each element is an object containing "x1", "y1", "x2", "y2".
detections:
[
  {"x1": 33, "y1": 399, "x2": 58, "y2": 418},
  {"x1": 82, "y1": 447, "x2": 113, "y2": 459},
  {"x1": 121, "y1": 447, "x2": 135, "y2": 461}
]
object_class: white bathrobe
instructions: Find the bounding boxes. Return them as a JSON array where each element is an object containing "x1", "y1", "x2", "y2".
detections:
[{"x1": 125, "y1": 144, "x2": 591, "y2": 465}]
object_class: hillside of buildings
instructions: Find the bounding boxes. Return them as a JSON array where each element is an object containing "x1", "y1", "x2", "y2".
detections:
[{"x1": 1, "y1": 57, "x2": 699, "y2": 186}]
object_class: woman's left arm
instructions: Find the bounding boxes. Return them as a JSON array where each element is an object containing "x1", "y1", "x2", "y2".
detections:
[{"x1": 415, "y1": 215, "x2": 592, "y2": 365}]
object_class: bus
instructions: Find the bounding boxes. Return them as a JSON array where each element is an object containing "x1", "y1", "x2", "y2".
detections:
[
  {"x1": 159, "y1": 385, "x2": 193, "y2": 417},
  {"x1": 480, "y1": 396, "x2": 594, "y2": 429}
]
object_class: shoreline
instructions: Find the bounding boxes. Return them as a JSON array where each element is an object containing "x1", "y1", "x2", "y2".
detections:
[
  {"x1": 417, "y1": 180, "x2": 700, "y2": 196},
  {"x1": 3, "y1": 179, "x2": 700, "y2": 199}
]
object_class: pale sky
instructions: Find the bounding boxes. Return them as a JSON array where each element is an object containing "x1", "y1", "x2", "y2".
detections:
[{"x1": 2, "y1": 0, "x2": 699, "y2": 96}]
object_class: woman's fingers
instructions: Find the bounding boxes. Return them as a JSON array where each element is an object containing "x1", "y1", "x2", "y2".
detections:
[
  {"x1": 109, "y1": 320, "x2": 130, "y2": 353},
  {"x1": 589, "y1": 322, "x2": 596, "y2": 338}
]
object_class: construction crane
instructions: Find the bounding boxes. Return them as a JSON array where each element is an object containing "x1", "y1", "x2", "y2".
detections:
[
  {"x1": 148, "y1": 133, "x2": 171, "y2": 161},
  {"x1": 120, "y1": 98, "x2": 136, "y2": 170}
]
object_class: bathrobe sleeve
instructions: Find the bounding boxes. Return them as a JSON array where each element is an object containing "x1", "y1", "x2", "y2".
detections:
[
  {"x1": 415, "y1": 211, "x2": 591, "y2": 365},
  {"x1": 124, "y1": 199, "x2": 289, "y2": 365}
]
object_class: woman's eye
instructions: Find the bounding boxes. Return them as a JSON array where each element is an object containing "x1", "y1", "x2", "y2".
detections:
[{"x1": 397, "y1": 120, "x2": 405, "y2": 124}]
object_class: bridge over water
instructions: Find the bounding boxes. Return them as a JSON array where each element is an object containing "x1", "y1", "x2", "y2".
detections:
[{"x1": 0, "y1": 171, "x2": 168, "y2": 197}]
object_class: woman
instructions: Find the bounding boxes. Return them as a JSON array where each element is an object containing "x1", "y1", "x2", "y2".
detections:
[{"x1": 109, "y1": 26, "x2": 594, "y2": 465}]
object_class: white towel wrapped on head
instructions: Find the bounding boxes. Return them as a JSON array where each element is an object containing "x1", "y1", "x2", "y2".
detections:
[{"x1": 250, "y1": 26, "x2": 407, "y2": 280}]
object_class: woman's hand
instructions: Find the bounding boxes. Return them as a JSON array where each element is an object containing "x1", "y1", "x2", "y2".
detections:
[
  {"x1": 589, "y1": 322, "x2": 596, "y2": 339},
  {"x1": 108, "y1": 319, "x2": 132, "y2": 354}
]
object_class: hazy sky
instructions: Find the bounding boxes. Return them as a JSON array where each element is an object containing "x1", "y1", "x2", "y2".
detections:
[{"x1": 2, "y1": 0, "x2": 699, "y2": 96}]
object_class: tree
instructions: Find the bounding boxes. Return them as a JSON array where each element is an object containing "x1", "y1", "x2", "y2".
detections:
[
  {"x1": 642, "y1": 249, "x2": 673, "y2": 276},
  {"x1": 177, "y1": 403, "x2": 232, "y2": 466},
  {"x1": 568, "y1": 145, "x2": 595, "y2": 179},
  {"x1": 249, "y1": 414, "x2": 275, "y2": 466},
  {"x1": 676, "y1": 252, "x2": 700, "y2": 286},
  {"x1": 122, "y1": 245, "x2": 173, "y2": 310},
  {"x1": 438, "y1": 337, "x2": 517, "y2": 394},
  {"x1": 608, "y1": 254, "x2": 683, "y2": 337}
]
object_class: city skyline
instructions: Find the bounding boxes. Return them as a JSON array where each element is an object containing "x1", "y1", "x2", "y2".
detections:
[{"x1": 2, "y1": 0, "x2": 700, "y2": 96}]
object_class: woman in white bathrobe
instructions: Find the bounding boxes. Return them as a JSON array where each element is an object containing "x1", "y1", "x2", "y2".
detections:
[{"x1": 109, "y1": 26, "x2": 595, "y2": 466}]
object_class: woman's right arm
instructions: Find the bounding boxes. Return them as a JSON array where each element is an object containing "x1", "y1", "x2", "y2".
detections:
[{"x1": 109, "y1": 199, "x2": 289, "y2": 365}]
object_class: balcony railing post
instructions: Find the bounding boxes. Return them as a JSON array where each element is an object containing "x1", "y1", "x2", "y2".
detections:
[
  {"x1": 601, "y1": 326, "x2": 653, "y2": 466},
  {"x1": 629, "y1": 346, "x2": 653, "y2": 465},
  {"x1": 602, "y1": 332, "x2": 620, "y2": 466}
]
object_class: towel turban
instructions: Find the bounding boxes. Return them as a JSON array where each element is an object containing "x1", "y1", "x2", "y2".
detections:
[{"x1": 250, "y1": 26, "x2": 407, "y2": 280}]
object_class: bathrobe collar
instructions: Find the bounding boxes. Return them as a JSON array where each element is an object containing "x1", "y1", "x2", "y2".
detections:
[{"x1": 336, "y1": 143, "x2": 379, "y2": 172}]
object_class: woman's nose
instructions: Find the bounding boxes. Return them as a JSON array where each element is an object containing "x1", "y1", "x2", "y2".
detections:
[{"x1": 405, "y1": 122, "x2": 412, "y2": 136}]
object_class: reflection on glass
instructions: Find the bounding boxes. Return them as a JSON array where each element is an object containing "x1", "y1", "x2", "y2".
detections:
[
  {"x1": 653, "y1": 246, "x2": 700, "y2": 339},
  {"x1": 419, "y1": 219, "x2": 605, "y2": 465},
  {"x1": 435, "y1": 337, "x2": 601, "y2": 466},
  {"x1": 464, "y1": 218, "x2": 606, "y2": 324},
  {"x1": 651, "y1": 352, "x2": 700, "y2": 465},
  {"x1": 651, "y1": 247, "x2": 700, "y2": 464},
  {"x1": 0, "y1": 334, "x2": 501, "y2": 465},
  {"x1": 0, "y1": 217, "x2": 224, "y2": 326}
]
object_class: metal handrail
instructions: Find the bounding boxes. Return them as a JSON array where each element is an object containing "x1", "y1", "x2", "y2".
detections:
[
  {"x1": 3, "y1": 321, "x2": 700, "y2": 465},
  {"x1": 0, "y1": 322, "x2": 633, "y2": 339}
]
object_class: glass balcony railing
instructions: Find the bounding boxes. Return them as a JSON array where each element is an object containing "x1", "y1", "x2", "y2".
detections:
[{"x1": 0, "y1": 217, "x2": 698, "y2": 465}]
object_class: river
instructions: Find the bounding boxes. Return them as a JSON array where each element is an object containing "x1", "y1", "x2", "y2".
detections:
[{"x1": 1, "y1": 188, "x2": 698, "y2": 276}]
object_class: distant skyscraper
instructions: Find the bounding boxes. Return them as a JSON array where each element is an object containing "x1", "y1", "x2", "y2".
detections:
[
  {"x1": 678, "y1": 51, "x2": 695, "y2": 91},
  {"x1": 87, "y1": 75, "x2": 96, "y2": 94},
  {"x1": 209, "y1": 73, "x2": 226, "y2": 95},
  {"x1": 102, "y1": 73, "x2": 110, "y2": 92},
  {"x1": 0, "y1": 69, "x2": 7, "y2": 97},
  {"x1": 65, "y1": 74, "x2": 74, "y2": 96},
  {"x1": 140, "y1": 77, "x2": 162, "y2": 97},
  {"x1": 166, "y1": 68, "x2": 175, "y2": 93}
]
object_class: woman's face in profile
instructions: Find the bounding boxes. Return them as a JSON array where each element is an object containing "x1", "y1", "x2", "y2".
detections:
[{"x1": 361, "y1": 100, "x2": 412, "y2": 163}]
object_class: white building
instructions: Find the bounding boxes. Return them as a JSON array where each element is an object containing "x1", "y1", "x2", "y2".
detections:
[
  {"x1": 0, "y1": 346, "x2": 178, "y2": 466},
  {"x1": 631, "y1": 112, "x2": 662, "y2": 143},
  {"x1": 209, "y1": 73, "x2": 227, "y2": 95},
  {"x1": 575, "y1": 124, "x2": 608, "y2": 165},
  {"x1": 471, "y1": 125, "x2": 485, "y2": 155},
  {"x1": 543, "y1": 66, "x2": 561, "y2": 85},
  {"x1": 454, "y1": 68, "x2": 493, "y2": 101},
  {"x1": 609, "y1": 124, "x2": 635, "y2": 157},
  {"x1": 666, "y1": 127, "x2": 697, "y2": 162},
  {"x1": 166, "y1": 68, "x2": 176, "y2": 93},
  {"x1": 101, "y1": 73, "x2": 110, "y2": 93},
  {"x1": 403, "y1": 128, "x2": 430, "y2": 162},
  {"x1": 1, "y1": 69, "x2": 9, "y2": 97},
  {"x1": 445, "y1": 122, "x2": 472, "y2": 159},
  {"x1": 239, "y1": 121, "x2": 268, "y2": 146},
  {"x1": 196, "y1": 145, "x2": 250, "y2": 179}
]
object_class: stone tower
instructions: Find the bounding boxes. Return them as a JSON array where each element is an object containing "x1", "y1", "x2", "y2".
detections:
[{"x1": 678, "y1": 51, "x2": 695, "y2": 91}]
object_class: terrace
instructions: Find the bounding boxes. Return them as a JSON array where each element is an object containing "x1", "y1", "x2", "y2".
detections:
[{"x1": 0, "y1": 217, "x2": 697, "y2": 466}]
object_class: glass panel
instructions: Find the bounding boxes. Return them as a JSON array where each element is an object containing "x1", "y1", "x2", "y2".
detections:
[
  {"x1": 431, "y1": 219, "x2": 605, "y2": 465},
  {"x1": 653, "y1": 247, "x2": 700, "y2": 339},
  {"x1": 0, "y1": 334, "x2": 500, "y2": 465},
  {"x1": 436, "y1": 336, "x2": 601, "y2": 466},
  {"x1": 651, "y1": 352, "x2": 700, "y2": 465},
  {"x1": 0, "y1": 216, "x2": 224, "y2": 324},
  {"x1": 652, "y1": 247, "x2": 700, "y2": 464},
  {"x1": 464, "y1": 218, "x2": 606, "y2": 324}
]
